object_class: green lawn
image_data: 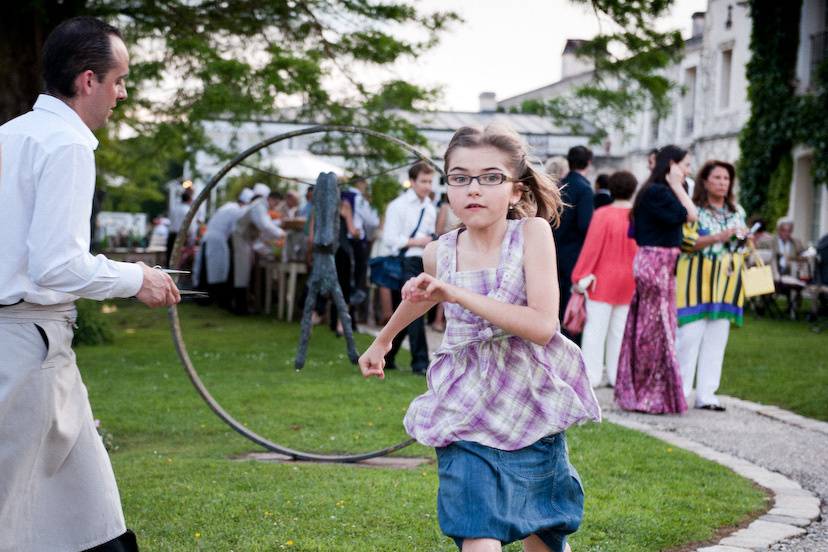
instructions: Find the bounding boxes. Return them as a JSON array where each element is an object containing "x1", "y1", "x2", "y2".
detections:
[
  {"x1": 77, "y1": 301, "x2": 766, "y2": 551},
  {"x1": 722, "y1": 314, "x2": 828, "y2": 421}
]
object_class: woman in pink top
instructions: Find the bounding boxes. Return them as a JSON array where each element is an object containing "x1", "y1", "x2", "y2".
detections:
[{"x1": 571, "y1": 171, "x2": 639, "y2": 388}]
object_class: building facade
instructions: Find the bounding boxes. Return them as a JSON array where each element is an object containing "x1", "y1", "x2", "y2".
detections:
[{"x1": 498, "y1": 0, "x2": 827, "y2": 244}]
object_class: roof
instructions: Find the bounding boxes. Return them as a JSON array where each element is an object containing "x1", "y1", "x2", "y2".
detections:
[{"x1": 392, "y1": 110, "x2": 578, "y2": 135}]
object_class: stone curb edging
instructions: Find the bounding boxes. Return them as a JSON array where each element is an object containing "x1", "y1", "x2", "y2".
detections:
[
  {"x1": 605, "y1": 414, "x2": 822, "y2": 552},
  {"x1": 720, "y1": 395, "x2": 828, "y2": 437}
]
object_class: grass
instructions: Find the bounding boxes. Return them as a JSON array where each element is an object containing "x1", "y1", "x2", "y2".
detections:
[
  {"x1": 76, "y1": 300, "x2": 767, "y2": 551},
  {"x1": 722, "y1": 314, "x2": 828, "y2": 421}
]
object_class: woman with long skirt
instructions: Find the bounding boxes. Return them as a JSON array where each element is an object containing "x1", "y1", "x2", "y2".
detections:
[{"x1": 615, "y1": 146, "x2": 698, "y2": 414}]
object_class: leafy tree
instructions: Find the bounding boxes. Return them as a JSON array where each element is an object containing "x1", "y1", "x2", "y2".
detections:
[
  {"x1": 2, "y1": 1, "x2": 458, "y2": 214},
  {"x1": 518, "y1": 0, "x2": 684, "y2": 143}
]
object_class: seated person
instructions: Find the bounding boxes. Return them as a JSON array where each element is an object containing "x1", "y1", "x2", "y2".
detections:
[{"x1": 771, "y1": 217, "x2": 807, "y2": 317}]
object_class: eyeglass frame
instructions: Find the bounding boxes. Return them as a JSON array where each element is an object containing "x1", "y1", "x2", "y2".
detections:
[{"x1": 445, "y1": 172, "x2": 520, "y2": 187}]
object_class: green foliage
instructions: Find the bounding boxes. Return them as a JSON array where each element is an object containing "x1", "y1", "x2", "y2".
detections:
[
  {"x1": 763, "y1": 153, "x2": 793, "y2": 228},
  {"x1": 793, "y1": 59, "x2": 828, "y2": 189},
  {"x1": 737, "y1": 1, "x2": 803, "y2": 216},
  {"x1": 7, "y1": 1, "x2": 460, "y2": 213},
  {"x1": 522, "y1": 0, "x2": 684, "y2": 142},
  {"x1": 368, "y1": 174, "x2": 404, "y2": 216},
  {"x1": 72, "y1": 299, "x2": 114, "y2": 346}
]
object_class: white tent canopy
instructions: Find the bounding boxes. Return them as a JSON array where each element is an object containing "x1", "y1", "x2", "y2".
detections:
[{"x1": 266, "y1": 149, "x2": 345, "y2": 182}]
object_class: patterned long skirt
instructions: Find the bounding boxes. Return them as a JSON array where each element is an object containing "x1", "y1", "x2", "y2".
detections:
[{"x1": 614, "y1": 246, "x2": 687, "y2": 414}]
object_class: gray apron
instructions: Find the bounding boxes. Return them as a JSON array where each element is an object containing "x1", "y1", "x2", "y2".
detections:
[{"x1": 0, "y1": 302, "x2": 126, "y2": 552}]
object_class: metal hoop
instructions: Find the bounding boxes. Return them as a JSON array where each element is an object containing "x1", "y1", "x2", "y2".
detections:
[{"x1": 168, "y1": 124, "x2": 442, "y2": 462}]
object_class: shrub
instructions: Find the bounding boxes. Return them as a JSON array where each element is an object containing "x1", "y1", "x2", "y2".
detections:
[{"x1": 73, "y1": 299, "x2": 114, "y2": 346}]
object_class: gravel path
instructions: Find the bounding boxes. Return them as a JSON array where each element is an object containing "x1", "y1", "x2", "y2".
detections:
[{"x1": 594, "y1": 388, "x2": 828, "y2": 551}]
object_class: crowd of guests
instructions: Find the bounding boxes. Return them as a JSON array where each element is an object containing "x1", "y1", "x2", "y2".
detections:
[
  {"x1": 169, "y1": 142, "x2": 816, "y2": 411},
  {"x1": 553, "y1": 144, "x2": 814, "y2": 415}
]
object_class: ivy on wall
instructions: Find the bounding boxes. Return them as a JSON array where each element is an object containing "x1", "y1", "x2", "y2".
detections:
[
  {"x1": 794, "y1": 60, "x2": 828, "y2": 190},
  {"x1": 737, "y1": 0, "x2": 803, "y2": 222}
]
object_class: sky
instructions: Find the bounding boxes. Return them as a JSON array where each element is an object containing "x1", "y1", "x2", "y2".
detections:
[{"x1": 366, "y1": 0, "x2": 708, "y2": 112}]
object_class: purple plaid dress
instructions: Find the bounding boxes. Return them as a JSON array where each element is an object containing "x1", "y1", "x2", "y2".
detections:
[{"x1": 404, "y1": 219, "x2": 601, "y2": 451}]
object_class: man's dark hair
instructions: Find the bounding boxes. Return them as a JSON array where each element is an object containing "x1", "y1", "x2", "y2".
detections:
[
  {"x1": 42, "y1": 16, "x2": 123, "y2": 99},
  {"x1": 595, "y1": 173, "x2": 610, "y2": 190},
  {"x1": 408, "y1": 160, "x2": 435, "y2": 181},
  {"x1": 567, "y1": 145, "x2": 593, "y2": 171},
  {"x1": 608, "y1": 171, "x2": 637, "y2": 200}
]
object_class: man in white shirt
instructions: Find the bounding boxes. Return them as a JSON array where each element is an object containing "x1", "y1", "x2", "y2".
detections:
[
  {"x1": 231, "y1": 183, "x2": 285, "y2": 314},
  {"x1": 379, "y1": 162, "x2": 436, "y2": 374},
  {"x1": 0, "y1": 17, "x2": 179, "y2": 552},
  {"x1": 193, "y1": 188, "x2": 252, "y2": 309}
]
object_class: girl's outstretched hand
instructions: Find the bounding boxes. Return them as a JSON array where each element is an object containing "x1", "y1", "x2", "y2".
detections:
[
  {"x1": 359, "y1": 340, "x2": 391, "y2": 379},
  {"x1": 402, "y1": 273, "x2": 458, "y2": 304}
]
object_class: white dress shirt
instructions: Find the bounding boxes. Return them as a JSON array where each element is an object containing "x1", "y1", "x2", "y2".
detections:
[
  {"x1": 381, "y1": 189, "x2": 436, "y2": 257},
  {"x1": 0, "y1": 94, "x2": 143, "y2": 305},
  {"x1": 348, "y1": 186, "x2": 380, "y2": 240}
]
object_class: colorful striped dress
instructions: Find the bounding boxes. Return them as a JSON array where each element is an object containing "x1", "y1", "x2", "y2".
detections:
[{"x1": 676, "y1": 205, "x2": 747, "y2": 327}]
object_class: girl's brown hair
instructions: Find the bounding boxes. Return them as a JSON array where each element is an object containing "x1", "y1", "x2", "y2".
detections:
[
  {"x1": 443, "y1": 125, "x2": 563, "y2": 227},
  {"x1": 693, "y1": 160, "x2": 736, "y2": 212}
]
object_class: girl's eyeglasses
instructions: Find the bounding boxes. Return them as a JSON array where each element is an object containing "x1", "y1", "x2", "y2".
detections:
[{"x1": 446, "y1": 173, "x2": 513, "y2": 187}]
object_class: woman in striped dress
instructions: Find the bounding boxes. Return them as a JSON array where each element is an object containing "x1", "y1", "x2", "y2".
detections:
[{"x1": 676, "y1": 161, "x2": 747, "y2": 411}]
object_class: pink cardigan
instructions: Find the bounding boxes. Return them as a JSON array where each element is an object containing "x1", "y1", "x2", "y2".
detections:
[{"x1": 571, "y1": 205, "x2": 638, "y2": 305}]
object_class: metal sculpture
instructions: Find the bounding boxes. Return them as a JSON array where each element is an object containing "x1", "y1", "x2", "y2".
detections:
[
  {"x1": 295, "y1": 172, "x2": 359, "y2": 369},
  {"x1": 167, "y1": 125, "x2": 442, "y2": 462}
]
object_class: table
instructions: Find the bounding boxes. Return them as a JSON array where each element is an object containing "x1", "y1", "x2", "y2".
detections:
[{"x1": 263, "y1": 261, "x2": 308, "y2": 320}]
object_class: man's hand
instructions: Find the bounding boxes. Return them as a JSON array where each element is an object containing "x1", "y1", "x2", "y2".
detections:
[{"x1": 135, "y1": 262, "x2": 181, "y2": 307}]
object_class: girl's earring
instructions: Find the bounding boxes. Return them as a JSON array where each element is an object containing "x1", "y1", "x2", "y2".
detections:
[{"x1": 508, "y1": 203, "x2": 516, "y2": 211}]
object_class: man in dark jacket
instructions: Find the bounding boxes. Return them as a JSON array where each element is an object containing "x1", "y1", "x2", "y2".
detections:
[{"x1": 553, "y1": 146, "x2": 595, "y2": 344}]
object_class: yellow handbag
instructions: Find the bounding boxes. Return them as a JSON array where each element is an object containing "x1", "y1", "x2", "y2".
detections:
[{"x1": 742, "y1": 250, "x2": 775, "y2": 297}]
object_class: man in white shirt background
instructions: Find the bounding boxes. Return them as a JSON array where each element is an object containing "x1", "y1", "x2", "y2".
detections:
[
  {"x1": 0, "y1": 16, "x2": 179, "y2": 552},
  {"x1": 379, "y1": 161, "x2": 437, "y2": 374}
]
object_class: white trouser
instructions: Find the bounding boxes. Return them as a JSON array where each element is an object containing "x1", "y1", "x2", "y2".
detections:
[
  {"x1": 581, "y1": 299, "x2": 629, "y2": 388},
  {"x1": 676, "y1": 318, "x2": 731, "y2": 407}
]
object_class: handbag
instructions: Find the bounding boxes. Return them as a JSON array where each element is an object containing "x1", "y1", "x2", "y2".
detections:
[
  {"x1": 369, "y1": 207, "x2": 425, "y2": 290},
  {"x1": 681, "y1": 221, "x2": 699, "y2": 253},
  {"x1": 742, "y1": 250, "x2": 775, "y2": 297},
  {"x1": 563, "y1": 290, "x2": 587, "y2": 335}
]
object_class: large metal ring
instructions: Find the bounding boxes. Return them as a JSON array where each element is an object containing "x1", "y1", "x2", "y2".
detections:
[{"x1": 168, "y1": 125, "x2": 442, "y2": 462}]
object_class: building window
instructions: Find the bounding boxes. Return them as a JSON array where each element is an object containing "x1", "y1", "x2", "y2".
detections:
[
  {"x1": 683, "y1": 67, "x2": 697, "y2": 136},
  {"x1": 811, "y1": 31, "x2": 827, "y2": 89},
  {"x1": 719, "y1": 49, "x2": 733, "y2": 109}
]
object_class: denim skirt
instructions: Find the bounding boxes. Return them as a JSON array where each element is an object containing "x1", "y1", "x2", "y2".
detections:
[{"x1": 435, "y1": 433, "x2": 584, "y2": 551}]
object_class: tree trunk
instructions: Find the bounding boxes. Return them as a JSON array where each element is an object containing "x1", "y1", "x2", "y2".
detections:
[{"x1": 0, "y1": 1, "x2": 88, "y2": 123}]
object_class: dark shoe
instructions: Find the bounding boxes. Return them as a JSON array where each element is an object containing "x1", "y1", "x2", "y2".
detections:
[
  {"x1": 384, "y1": 363, "x2": 398, "y2": 370},
  {"x1": 697, "y1": 404, "x2": 726, "y2": 412},
  {"x1": 83, "y1": 529, "x2": 139, "y2": 551},
  {"x1": 412, "y1": 368, "x2": 427, "y2": 376}
]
